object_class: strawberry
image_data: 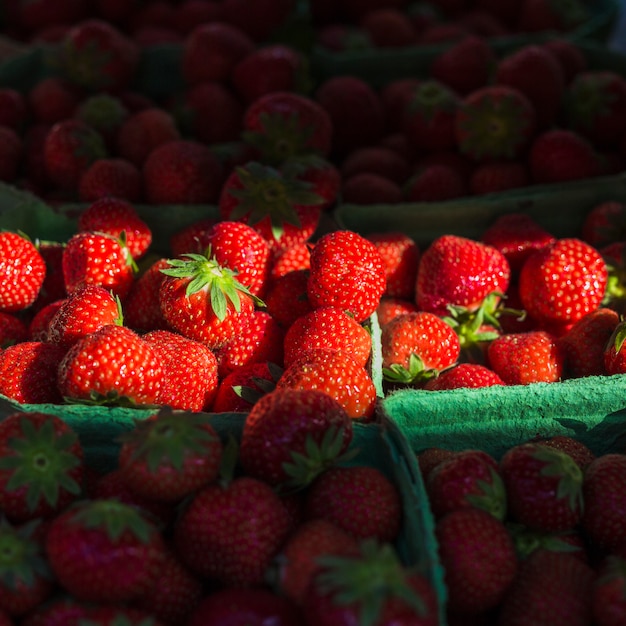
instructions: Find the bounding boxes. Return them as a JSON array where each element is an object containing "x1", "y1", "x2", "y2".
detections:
[
  {"x1": 123, "y1": 258, "x2": 171, "y2": 333},
  {"x1": 435, "y1": 507, "x2": 518, "y2": 614},
  {"x1": 29, "y1": 300, "x2": 62, "y2": 342},
  {"x1": 474, "y1": 0, "x2": 523, "y2": 28},
  {"x1": 360, "y1": 8, "x2": 417, "y2": 47},
  {"x1": 57, "y1": 324, "x2": 163, "y2": 406},
  {"x1": 27, "y1": 77, "x2": 84, "y2": 125},
  {"x1": 341, "y1": 172, "x2": 404, "y2": 204},
  {"x1": 341, "y1": 146, "x2": 411, "y2": 185},
  {"x1": 582, "y1": 453, "x2": 626, "y2": 554},
  {"x1": 173, "y1": 452, "x2": 292, "y2": 586},
  {"x1": 68, "y1": 605, "x2": 164, "y2": 625},
  {"x1": 496, "y1": 548, "x2": 594, "y2": 626},
  {"x1": 376, "y1": 296, "x2": 419, "y2": 326},
  {"x1": 173, "y1": 0, "x2": 223, "y2": 35},
  {"x1": 19, "y1": 595, "x2": 90, "y2": 626},
  {"x1": 56, "y1": 19, "x2": 140, "y2": 92},
  {"x1": 565, "y1": 71, "x2": 626, "y2": 149},
  {"x1": 283, "y1": 305, "x2": 372, "y2": 369},
  {"x1": 143, "y1": 329, "x2": 219, "y2": 411},
  {"x1": 242, "y1": 91, "x2": 334, "y2": 165},
  {"x1": 581, "y1": 200, "x2": 626, "y2": 248},
  {"x1": 542, "y1": 38, "x2": 588, "y2": 84},
  {"x1": 455, "y1": 85, "x2": 536, "y2": 161},
  {"x1": 62, "y1": 230, "x2": 136, "y2": 300},
  {"x1": 469, "y1": 160, "x2": 529, "y2": 195},
  {"x1": 219, "y1": 161, "x2": 324, "y2": 254},
  {"x1": 417, "y1": 447, "x2": 459, "y2": 481},
  {"x1": 43, "y1": 119, "x2": 107, "y2": 191},
  {"x1": 270, "y1": 242, "x2": 312, "y2": 279},
  {"x1": 400, "y1": 79, "x2": 459, "y2": 154},
  {"x1": 424, "y1": 362, "x2": 505, "y2": 389},
  {"x1": 518, "y1": 237, "x2": 607, "y2": 328},
  {"x1": 528, "y1": 128, "x2": 600, "y2": 184},
  {"x1": 118, "y1": 409, "x2": 223, "y2": 502},
  {"x1": 381, "y1": 311, "x2": 461, "y2": 385},
  {"x1": 240, "y1": 387, "x2": 352, "y2": 488},
  {"x1": 404, "y1": 163, "x2": 468, "y2": 202},
  {"x1": 0, "y1": 126, "x2": 22, "y2": 183},
  {"x1": 277, "y1": 348, "x2": 378, "y2": 420},
  {"x1": 537, "y1": 435, "x2": 596, "y2": 469},
  {"x1": 73, "y1": 92, "x2": 129, "y2": 150},
  {"x1": 307, "y1": 229, "x2": 387, "y2": 323},
  {"x1": 211, "y1": 360, "x2": 280, "y2": 412},
  {"x1": 264, "y1": 268, "x2": 314, "y2": 328},
  {"x1": 487, "y1": 330, "x2": 565, "y2": 384},
  {"x1": 31, "y1": 240, "x2": 66, "y2": 313},
  {"x1": 517, "y1": 0, "x2": 590, "y2": 34},
  {"x1": 0, "y1": 411, "x2": 83, "y2": 523},
  {"x1": 158, "y1": 250, "x2": 259, "y2": 349},
  {"x1": 604, "y1": 317, "x2": 626, "y2": 375},
  {"x1": 0, "y1": 88, "x2": 26, "y2": 131},
  {"x1": 380, "y1": 77, "x2": 421, "y2": 132},
  {"x1": 416, "y1": 234, "x2": 511, "y2": 316},
  {"x1": 558, "y1": 307, "x2": 619, "y2": 378},
  {"x1": 500, "y1": 442, "x2": 584, "y2": 532},
  {"x1": 181, "y1": 21, "x2": 255, "y2": 85},
  {"x1": 77, "y1": 197, "x2": 152, "y2": 260},
  {"x1": 169, "y1": 218, "x2": 218, "y2": 257},
  {"x1": 281, "y1": 155, "x2": 342, "y2": 212},
  {"x1": 220, "y1": 0, "x2": 295, "y2": 42},
  {"x1": 142, "y1": 139, "x2": 223, "y2": 205},
  {"x1": 592, "y1": 556, "x2": 626, "y2": 626},
  {"x1": 115, "y1": 107, "x2": 181, "y2": 168},
  {"x1": 0, "y1": 342, "x2": 66, "y2": 405},
  {"x1": 0, "y1": 312, "x2": 28, "y2": 347},
  {"x1": 495, "y1": 44, "x2": 566, "y2": 129},
  {"x1": 302, "y1": 541, "x2": 438, "y2": 626},
  {"x1": 0, "y1": 232, "x2": 46, "y2": 312},
  {"x1": 46, "y1": 498, "x2": 166, "y2": 603},
  {"x1": 0, "y1": 517, "x2": 54, "y2": 616},
  {"x1": 78, "y1": 158, "x2": 143, "y2": 203}
]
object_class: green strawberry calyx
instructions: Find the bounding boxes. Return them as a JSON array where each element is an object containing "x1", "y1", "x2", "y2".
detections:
[
  {"x1": 465, "y1": 466, "x2": 508, "y2": 522},
  {"x1": 610, "y1": 319, "x2": 626, "y2": 354},
  {"x1": 119, "y1": 409, "x2": 220, "y2": 474},
  {"x1": 0, "y1": 518, "x2": 51, "y2": 589},
  {"x1": 383, "y1": 353, "x2": 438, "y2": 385},
  {"x1": 79, "y1": 614, "x2": 158, "y2": 626},
  {"x1": 315, "y1": 540, "x2": 428, "y2": 626},
  {"x1": 506, "y1": 522, "x2": 584, "y2": 561},
  {"x1": 408, "y1": 79, "x2": 458, "y2": 121},
  {"x1": 567, "y1": 72, "x2": 617, "y2": 129},
  {"x1": 227, "y1": 161, "x2": 324, "y2": 241},
  {"x1": 0, "y1": 417, "x2": 82, "y2": 512},
  {"x1": 160, "y1": 250, "x2": 264, "y2": 321},
  {"x1": 535, "y1": 446, "x2": 584, "y2": 513}
]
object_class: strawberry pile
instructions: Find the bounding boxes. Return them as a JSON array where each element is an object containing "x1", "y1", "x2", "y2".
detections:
[
  {"x1": 0, "y1": 394, "x2": 440, "y2": 625},
  {"x1": 418, "y1": 435, "x2": 626, "y2": 625}
]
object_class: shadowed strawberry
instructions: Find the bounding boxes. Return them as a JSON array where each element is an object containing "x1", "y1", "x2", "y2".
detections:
[
  {"x1": 0, "y1": 88, "x2": 27, "y2": 131},
  {"x1": 169, "y1": 218, "x2": 218, "y2": 257},
  {"x1": 537, "y1": 436, "x2": 596, "y2": 469},
  {"x1": 78, "y1": 158, "x2": 143, "y2": 203},
  {"x1": 0, "y1": 312, "x2": 28, "y2": 347},
  {"x1": 123, "y1": 258, "x2": 171, "y2": 333},
  {"x1": 592, "y1": 556, "x2": 626, "y2": 626},
  {"x1": 74, "y1": 92, "x2": 129, "y2": 148},
  {"x1": 27, "y1": 77, "x2": 84, "y2": 126},
  {"x1": 360, "y1": 8, "x2": 418, "y2": 48},
  {"x1": 518, "y1": 0, "x2": 590, "y2": 34},
  {"x1": 582, "y1": 200, "x2": 626, "y2": 248},
  {"x1": 404, "y1": 163, "x2": 468, "y2": 202},
  {"x1": 424, "y1": 362, "x2": 505, "y2": 390},
  {"x1": 0, "y1": 126, "x2": 21, "y2": 184},
  {"x1": 469, "y1": 160, "x2": 529, "y2": 195},
  {"x1": 542, "y1": 39, "x2": 588, "y2": 84},
  {"x1": 220, "y1": 0, "x2": 295, "y2": 42},
  {"x1": 341, "y1": 172, "x2": 404, "y2": 205},
  {"x1": 604, "y1": 317, "x2": 626, "y2": 375},
  {"x1": 507, "y1": 523, "x2": 588, "y2": 563}
]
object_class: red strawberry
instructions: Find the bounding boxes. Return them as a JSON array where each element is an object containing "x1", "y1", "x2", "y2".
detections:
[
  {"x1": 78, "y1": 158, "x2": 143, "y2": 203},
  {"x1": 240, "y1": 387, "x2": 353, "y2": 488},
  {"x1": 46, "y1": 498, "x2": 166, "y2": 603},
  {"x1": 0, "y1": 412, "x2": 83, "y2": 523},
  {"x1": 219, "y1": 0, "x2": 295, "y2": 43},
  {"x1": 381, "y1": 311, "x2": 461, "y2": 385},
  {"x1": 537, "y1": 435, "x2": 596, "y2": 469},
  {"x1": 31, "y1": 240, "x2": 66, "y2": 313},
  {"x1": 542, "y1": 38, "x2": 588, "y2": 84},
  {"x1": 404, "y1": 163, "x2": 468, "y2": 202},
  {"x1": 376, "y1": 296, "x2": 419, "y2": 327},
  {"x1": 581, "y1": 200, "x2": 626, "y2": 248},
  {"x1": 341, "y1": 146, "x2": 411, "y2": 185},
  {"x1": 307, "y1": 229, "x2": 387, "y2": 323},
  {"x1": 0, "y1": 312, "x2": 28, "y2": 347},
  {"x1": 455, "y1": 85, "x2": 536, "y2": 161},
  {"x1": 424, "y1": 362, "x2": 505, "y2": 390},
  {"x1": 123, "y1": 258, "x2": 171, "y2": 332},
  {"x1": 500, "y1": 442, "x2": 584, "y2": 532},
  {"x1": 518, "y1": 237, "x2": 607, "y2": 328},
  {"x1": 592, "y1": 556, "x2": 626, "y2": 626},
  {"x1": 604, "y1": 318, "x2": 626, "y2": 375},
  {"x1": 143, "y1": 139, "x2": 223, "y2": 205},
  {"x1": 143, "y1": 329, "x2": 219, "y2": 411},
  {"x1": 211, "y1": 360, "x2": 280, "y2": 412},
  {"x1": 27, "y1": 77, "x2": 84, "y2": 125},
  {"x1": 0, "y1": 87, "x2": 26, "y2": 131},
  {"x1": 0, "y1": 341, "x2": 66, "y2": 405},
  {"x1": 270, "y1": 242, "x2": 312, "y2": 279},
  {"x1": 341, "y1": 172, "x2": 404, "y2": 204},
  {"x1": 436, "y1": 507, "x2": 518, "y2": 614},
  {"x1": 528, "y1": 128, "x2": 600, "y2": 184},
  {"x1": 0, "y1": 232, "x2": 46, "y2": 312},
  {"x1": 487, "y1": 330, "x2": 565, "y2": 384},
  {"x1": 281, "y1": 155, "x2": 342, "y2": 212},
  {"x1": 359, "y1": 8, "x2": 417, "y2": 47},
  {"x1": 518, "y1": 0, "x2": 590, "y2": 34},
  {"x1": 415, "y1": 234, "x2": 511, "y2": 316},
  {"x1": 181, "y1": 21, "x2": 255, "y2": 85},
  {"x1": 57, "y1": 19, "x2": 140, "y2": 92},
  {"x1": 264, "y1": 268, "x2": 314, "y2": 328},
  {"x1": 469, "y1": 160, "x2": 529, "y2": 195},
  {"x1": 417, "y1": 447, "x2": 459, "y2": 481},
  {"x1": 57, "y1": 324, "x2": 163, "y2": 406},
  {"x1": 73, "y1": 92, "x2": 129, "y2": 150},
  {"x1": 18, "y1": 595, "x2": 90, "y2": 626},
  {"x1": 380, "y1": 77, "x2": 421, "y2": 132},
  {"x1": 118, "y1": 409, "x2": 223, "y2": 502},
  {"x1": 169, "y1": 217, "x2": 218, "y2": 257}
]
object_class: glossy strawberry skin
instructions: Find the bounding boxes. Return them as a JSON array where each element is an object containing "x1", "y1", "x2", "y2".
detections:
[{"x1": 424, "y1": 362, "x2": 505, "y2": 390}]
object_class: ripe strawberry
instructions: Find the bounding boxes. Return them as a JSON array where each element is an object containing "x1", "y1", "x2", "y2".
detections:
[
  {"x1": 0, "y1": 88, "x2": 26, "y2": 131},
  {"x1": 495, "y1": 44, "x2": 566, "y2": 129},
  {"x1": 219, "y1": 0, "x2": 295, "y2": 43},
  {"x1": 0, "y1": 126, "x2": 21, "y2": 183},
  {"x1": 416, "y1": 234, "x2": 511, "y2": 316},
  {"x1": 158, "y1": 250, "x2": 259, "y2": 349},
  {"x1": 376, "y1": 296, "x2": 419, "y2": 326},
  {"x1": 424, "y1": 362, "x2": 505, "y2": 389},
  {"x1": 417, "y1": 447, "x2": 458, "y2": 481},
  {"x1": 71, "y1": 605, "x2": 165, "y2": 625},
  {"x1": 56, "y1": 19, "x2": 140, "y2": 92},
  {"x1": 18, "y1": 595, "x2": 90, "y2": 626},
  {"x1": 341, "y1": 172, "x2": 404, "y2": 205},
  {"x1": 359, "y1": 8, "x2": 418, "y2": 47},
  {"x1": 123, "y1": 257, "x2": 171, "y2": 332},
  {"x1": 78, "y1": 158, "x2": 143, "y2": 203},
  {"x1": 231, "y1": 44, "x2": 311, "y2": 105},
  {"x1": 487, "y1": 330, "x2": 564, "y2": 384},
  {"x1": 181, "y1": 20, "x2": 255, "y2": 85},
  {"x1": 0, "y1": 341, "x2": 66, "y2": 405},
  {"x1": 582, "y1": 454, "x2": 626, "y2": 554},
  {"x1": 143, "y1": 139, "x2": 223, "y2": 205},
  {"x1": 0, "y1": 312, "x2": 28, "y2": 347},
  {"x1": 469, "y1": 160, "x2": 529, "y2": 195},
  {"x1": 381, "y1": 311, "x2": 461, "y2": 385},
  {"x1": 283, "y1": 305, "x2": 372, "y2": 369},
  {"x1": 581, "y1": 200, "x2": 626, "y2": 248},
  {"x1": 435, "y1": 507, "x2": 518, "y2": 614},
  {"x1": 518, "y1": 0, "x2": 590, "y2": 34},
  {"x1": 592, "y1": 556, "x2": 626, "y2": 626},
  {"x1": 116, "y1": 107, "x2": 181, "y2": 168},
  {"x1": 341, "y1": 146, "x2": 411, "y2": 185},
  {"x1": 281, "y1": 155, "x2": 342, "y2": 212},
  {"x1": 0, "y1": 232, "x2": 46, "y2": 312},
  {"x1": 27, "y1": 77, "x2": 84, "y2": 125},
  {"x1": 118, "y1": 409, "x2": 222, "y2": 502},
  {"x1": 518, "y1": 237, "x2": 607, "y2": 328},
  {"x1": 169, "y1": 218, "x2": 218, "y2": 257},
  {"x1": 77, "y1": 197, "x2": 152, "y2": 260},
  {"x1": 380, "y1": 77, "x2": 421, "y2": 132},
  {"x1": 57, "y1": 324, "x2": 163, "y2": 406},
  {"x1": 31, "y1": 240, "x2": 66, "y2": 313},
  {"x1": 211, "y1": 360, "x2": 280, "y2": 412},
  {"x1": 143, "y1": 329, "x2": 219, "y2": 411},
  {"x1": 528, "y1": 128, "x2": 600, "y2": 184},
  {"x1": 496, "y1": 549, "x2": 594, "y2": 626},
  {"x1": 404, "y1": 163, "x2": 468, "y2": 202},
  {"x1": 455, "y1": 85, "x2": 536, "y2": 161},
  {"x1": 173, "y1": 465, "x2": 292, "y2": 586},
  {"x1": 270, "y1": 241, "x2": 312, "y2": 279},
  {"x1": 62, "y1": 230, "x2": 136, "y2": 300},
  {"x1": 542, "y1": 39, "x2": 588, "y2": 84},
  {"x1": 537, "y1": 435, "x2": 596, "y2": 469},
  {"x1": 307, "y1": 229, "x2": 387, "y2": 323},
  {"x1": 43, "y1": 119, "x2": 107, "y2": 191},
  {"x1": 0, "y1": 411, "x2": 83, "y2": 523},
  {"x1": 559, "y1": 307, "x2": 619, "y2": 378},
  {"x1": 46, "y1": 498, "x2": 166, "y2": 603},
  {"x1": 263, "y1": 268, "x2": 314, "y2": 328},
  {"x1": 277, "y1": 348, "x2": 377, "y2": 420},
  {"x1": 214, "y1": 309, "x2": 285, "y2": 378},
  {"x1": 500, "y1": 442, "x2": 584, "y2": 532},
  {"x1": 243, "y1": 91, "x2": 333, "y2": 165}
]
